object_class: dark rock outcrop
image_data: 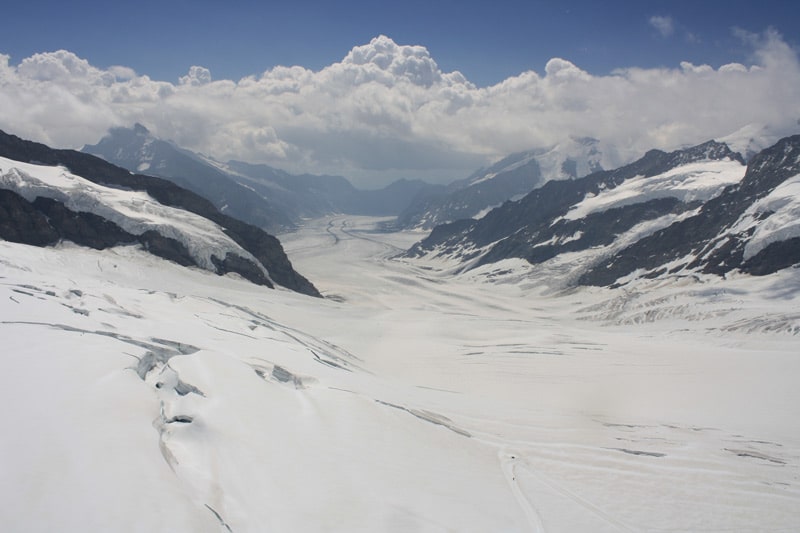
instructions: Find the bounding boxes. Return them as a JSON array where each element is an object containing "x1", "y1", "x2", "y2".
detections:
[
  {"x1": 0, "y1": 189, "x2": 204, "y2": 266},
  {"x1": 0, "y1": 189, "x2": 60, "y2": 246},
  {"x1": 32, "y1": 196, "x2": 138, "y2": 250}
]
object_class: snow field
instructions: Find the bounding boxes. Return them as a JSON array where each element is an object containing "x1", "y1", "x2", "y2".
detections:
[{"x1": 1, "y1": 214, "x2": 799, "y2": 531}]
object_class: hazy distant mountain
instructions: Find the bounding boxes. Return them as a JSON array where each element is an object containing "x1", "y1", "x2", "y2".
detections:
[
  {"x1": 718, "y1": 122, "x2": 800, "y2": 162},
  {"x1": 84, "y1": 125, "x2": 436, "y2": 231},
  {"x1": 395, "y1": 137, "x2": 606, "y2": 229},
  {"x1": 223, "y1": 160, "x2": 434, "y2": 217},
  {"x1": 83, "y1": 124, "x2": 295, "y2": 232},
  {"x1": 405, "y1": 137, "x2": 800, "y2": 287},
  {"x1": 0, "y1": 129, "x2": 320, "y2": 297}
]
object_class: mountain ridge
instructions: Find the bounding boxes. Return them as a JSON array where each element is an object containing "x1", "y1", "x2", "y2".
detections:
[
  {"x1": 84, "y1": 125, "x2": 437, "y2": 230},
  {"x1": 395, "y1": 136, "x2": 607, "y2": 230},
  {"x1": 0, "y1": 130, "x2": 321, "y2": 297},
  {"x1": 403, "y1": 137, "x2": 800, "y2": 287},
  {"x1": 580, "y1": 134, "x2": 800, "y2": 285}
]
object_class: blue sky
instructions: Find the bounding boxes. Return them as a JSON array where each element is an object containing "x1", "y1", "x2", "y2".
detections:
[
  {"x1": 1, "y1": 0, "x2": 799, "y2": 186},
  {"x1": 4, "y1": 0, "x2": 798, "y2": 87}
]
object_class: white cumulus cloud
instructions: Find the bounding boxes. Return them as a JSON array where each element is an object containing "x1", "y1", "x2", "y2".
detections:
[
  {"x1": 179, "y1": 66, "x2": 212, "y2": 86},
  {"x1": 0, "y1": 32, "x2": 798, "y2": 187}
]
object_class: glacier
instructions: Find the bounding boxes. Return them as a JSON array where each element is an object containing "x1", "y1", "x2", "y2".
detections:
[{"x1": 2, "y1": 214, "x2": 799, "y2": 531}]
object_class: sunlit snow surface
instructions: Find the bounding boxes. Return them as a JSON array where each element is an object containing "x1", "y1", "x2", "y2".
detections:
[
  {"x1": 0, "y1": 157, "x2": 265, "y2": 273},
  {"x1": 561, "y1": 159, "x2": 745, "y2": 221},
  {"x1": 741, "y1": 173, "x2": 800, "y2": 259},
  {"x1": 2, "y1": 216, "x2": 799, "y2": 532}
]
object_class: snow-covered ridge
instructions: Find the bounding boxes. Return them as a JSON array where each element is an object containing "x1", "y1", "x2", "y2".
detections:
[
  {"x1": 466, "y1": 153, "x2": 537, "y2": 187},
  {"x1": 562, "y1": 159, "x2": 745, "y2": 221},
  {"x1": 466, "y1": 137, "x2": 606, "y2": 188},
  {"x1": 739, "y1": 173, "x2": 800, "y2": 259},
  {"x1": 397, "y1": 137, "x2": 610, "y2": 230},
  {"x1": 0, "y1": 156, "x2": 267, "y2": 276}
]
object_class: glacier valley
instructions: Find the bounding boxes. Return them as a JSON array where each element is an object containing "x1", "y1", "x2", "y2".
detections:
[{"x1": 2, "y1": 214, "x2": 798, "y2": 532}]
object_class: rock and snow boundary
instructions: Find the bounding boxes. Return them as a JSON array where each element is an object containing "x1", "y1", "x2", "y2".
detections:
[{"x1": 0, "y1": 157, "x2": 267, "y2": 275}]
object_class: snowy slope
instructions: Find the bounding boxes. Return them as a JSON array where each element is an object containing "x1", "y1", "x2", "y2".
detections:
[
  {"x1": 0, "y1": 156, "x2": 264, "y2": 274},
  {"x1": 2, "y1": 215, "x2": 799, "y2": 531},
  {"x1": 466, "y1": 136, "x2": 606, "y2": 188},
  {"x1": 560, "y1": 159, "x2": 743, "y2": 221},
  {"x1": 0, "y1": 241, "x2": 526, "y2": 532},
  {"x1": 741, "y1": 173, "x2": 800, "y2": 259},
  {"x1": 580, "y1": 134, "x2": 800, "y2": 285}
]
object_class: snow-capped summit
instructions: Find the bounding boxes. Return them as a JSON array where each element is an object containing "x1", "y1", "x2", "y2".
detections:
[
  {"x1": 395, "y1": 136, "x2": 610, "y2": 230},
  {"x1": 88, "y1": 122, "x2": 157, "y2": 173},
  {"x1": 719, "y1": 122, "x2": 800, "y2": 162}
]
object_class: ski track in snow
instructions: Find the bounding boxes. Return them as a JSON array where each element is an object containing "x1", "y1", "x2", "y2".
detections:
[
  {"x1": 2, "y1": 216, "x2": 800, "y2": 531},
  {"x1": 499, "y1": 450, "x2": 548, "y2": 532}
]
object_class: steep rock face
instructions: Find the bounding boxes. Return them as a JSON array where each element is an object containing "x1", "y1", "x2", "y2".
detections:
[
  {"x1": 579, "y1": 135, "x2": 800, "y2": 285},
  {"x1": 0, "y1": 130, "x2": 320, "y2": 297},
  {"x1": 0, "y1": 189, "x2": 60, "y2": 246},
  {"x1": 408, "y1": 140, "x2": 743, "y2": 268},
  {"x1": 32, "y1": 196, "x2": 141, "y2": 251}
]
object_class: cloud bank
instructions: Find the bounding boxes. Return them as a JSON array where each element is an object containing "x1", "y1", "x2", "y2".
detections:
[{"x1": 1, "y1": 32, "x2": 799, "y2": 186}]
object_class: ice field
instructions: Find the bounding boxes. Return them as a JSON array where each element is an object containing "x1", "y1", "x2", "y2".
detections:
[{"x1": 2, "y1": 215, "x2": 799, "y2": 531}]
